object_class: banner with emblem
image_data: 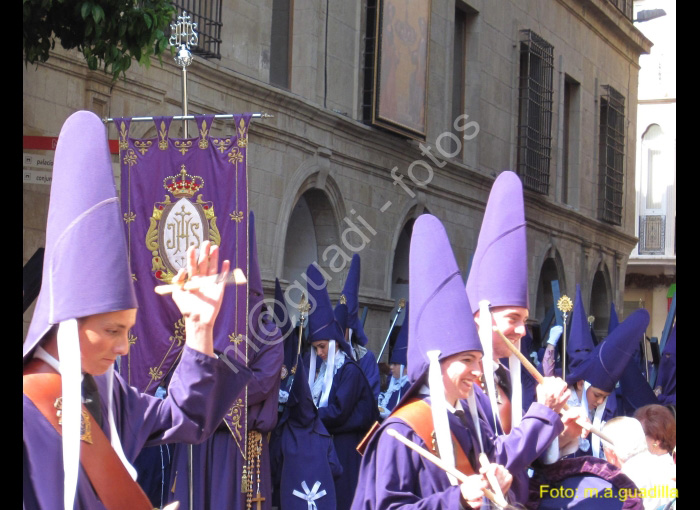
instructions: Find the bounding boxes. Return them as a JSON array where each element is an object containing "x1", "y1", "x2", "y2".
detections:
[{"x1": 117, "y1": 115, "x2": 252, "y2": 436}]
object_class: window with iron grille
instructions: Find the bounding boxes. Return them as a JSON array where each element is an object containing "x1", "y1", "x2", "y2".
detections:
[
  {"x1": 172, "y1": 1, "x2": 223, "y2": 59},
  {"x1": 517, "y1": 30, "x2": 554, "y2": 195},
  {"x1": 598, "y1": 85, "x2": 626, "y2": 225},
  {"x1": 362, "y1": 0, "x2": 379, "y2": 124}
]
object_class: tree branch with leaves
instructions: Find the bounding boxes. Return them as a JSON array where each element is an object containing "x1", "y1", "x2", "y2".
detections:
[{"x1": 23, "y1": 0, "x2": 177, "y2": 81}]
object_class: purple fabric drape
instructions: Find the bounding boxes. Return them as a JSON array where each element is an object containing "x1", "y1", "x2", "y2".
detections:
[{"x1": 118, "y1": 115, "x2": 253, "y2": 431}]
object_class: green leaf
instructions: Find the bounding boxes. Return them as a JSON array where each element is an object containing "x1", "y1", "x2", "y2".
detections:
[
  {"x1": 92, "y1": 4, "x2": 104, "y2": 24},
  {"x1": 80, "y1": 2, "x2": 91, "y2": 20}
]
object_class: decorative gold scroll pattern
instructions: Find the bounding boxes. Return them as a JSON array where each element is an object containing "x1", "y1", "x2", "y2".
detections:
[
  {"x1": 198, "y1": 120, "x2": 210, "y2": 149},
  {"x1": 174, "y1": 140, "x2": 193, "y2": 155},
  {"x1": 134, "y1": 140, "x2": 152, "y2": 155},
  {"x1": 119, "y1": 121, "x2": 129, "y2": 150},
  {"x1": 158, "y1": 121, "x2": 169, "y2": 150}
]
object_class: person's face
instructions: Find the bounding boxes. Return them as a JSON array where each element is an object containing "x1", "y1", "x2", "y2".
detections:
[
  {"x1": 78, "y1": 309, "x2": 137, "y2": 376},
  {"x1": 585, "y1": 386, "x2": 610, "y2": 412},
  {"x1": 312, "y1": 340, "x2": 330, "y2": 362},
  {"x1": 389, "y1": 363, "x2": 403, "y2": 379},
  {"x1": 475, "y1": 306, "x2": 529, "y2": 360},
  {"x1": 441, "y1": 350, "x2": 483, "y2": 406}
]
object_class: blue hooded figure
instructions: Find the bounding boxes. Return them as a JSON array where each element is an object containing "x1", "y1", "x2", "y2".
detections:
[
  {"x1": 304, "y1": 263, "x2": 377, "y2": 510},
  {"x1": 566, "y1": 308, "x2": 651, "y2": 458},
  {"x1": 270, "y1": 353, "x2": 342, "y2": 509},
  {"x1": 336, "y1": 254, "x2": 381, "y2": 400},
  {"x1": 377, "y1": 303, "x2": 410, "y2": 419}
]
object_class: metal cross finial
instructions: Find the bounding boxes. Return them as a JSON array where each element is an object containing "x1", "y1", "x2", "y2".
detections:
[{"x1": 170, "y1": 11, "x2": 198, "y2": 68}]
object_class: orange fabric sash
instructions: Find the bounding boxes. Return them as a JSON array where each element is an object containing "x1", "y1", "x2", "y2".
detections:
[{"x1": 23, "y1": 359, "x2": 154, "y2": 510}]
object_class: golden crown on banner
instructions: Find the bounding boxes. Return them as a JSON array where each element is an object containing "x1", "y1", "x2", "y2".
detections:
[{"x1": 163, "y1": 164, "x2": 205, "y2": 198}]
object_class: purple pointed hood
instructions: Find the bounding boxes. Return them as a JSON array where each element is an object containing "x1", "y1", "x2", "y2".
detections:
[
  {"x1": 655, "y1": 322, "x2": 676, "y2": 405},
  {"x1": 305, "y1": 264, "x2": 353, "y2": 358},
  {"x1": 274, "y1": 278, "x2": 296, "y2": 372},
  {"x1": 407, "y1": 215, "x2": 482, "y2": 385},
  {"x1": 24, "y1": 111, "x2": 138, "y2": 360},
  {"x1": 333, "y1": 302, "x2": 349, "y2": 334},
  {"x1": 566, "y1": 308, "x2": 650, "y2": 392},
  {"x1": 287, "y1": 353, "x2": 322, "y2": 428},
  {"x1": 466, "y1": 171, "x2": 528, "y2": 313},
  {"x1": 567, "y1": 284, "x2": 595, "y2": 372},
  {"x1": 389, "y1": 302, "x2": 409, "y2": 366},
  {"x1": 339, "y1": 254, "x2": 369, "y2": 346}
]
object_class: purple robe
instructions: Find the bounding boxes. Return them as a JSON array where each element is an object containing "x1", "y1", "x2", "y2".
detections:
[
  {"x1": 352, "y1": 395, "x2": 514, "y2": 509},
  {"x1": 169, "y1": 312, "x2": 283, "y2": 510},
  {"x1": 356, "y1": 347, "x2": 381, "y2": 401},
  {"x1": 307, "y1": 356, "x2": 377, "y2": 510},
  {"x1": 23, "y1": 346, "x2": 251, "y2": 510},
  {"x1": 527, "y1": 456, "x2": 643, "y2": 509},
  {"x1": 474, "y1": 384, "x2": 564, "y2": 503},
  {"x1": 270, "y1": 354, "x2": 343, "y2": 510}
]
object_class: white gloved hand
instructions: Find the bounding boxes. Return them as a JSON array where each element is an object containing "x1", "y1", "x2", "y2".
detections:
[{"x1": 547, "y1": 325, "x2": 564, "y2": 346}]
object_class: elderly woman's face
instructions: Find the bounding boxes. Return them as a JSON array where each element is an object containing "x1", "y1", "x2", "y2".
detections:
[
  {"x1": 312, "y1": 340, "x2": 330, "y2": 362},
  {"x1": 441, "y1": 350, "x2": 483, "y2": 406}
]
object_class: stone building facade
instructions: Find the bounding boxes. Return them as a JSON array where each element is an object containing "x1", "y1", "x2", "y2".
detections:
[
  {"x1": 23, "y1": 0, "x2": 652, "y2": 354},
  {"x1": 623, "y1": 0, "x2": 675, "y2": 343}
]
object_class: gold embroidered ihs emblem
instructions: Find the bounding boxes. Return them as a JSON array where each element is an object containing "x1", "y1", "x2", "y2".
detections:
[{"x1": 54, "y1": 397, "x2": 93, "y2": 444}]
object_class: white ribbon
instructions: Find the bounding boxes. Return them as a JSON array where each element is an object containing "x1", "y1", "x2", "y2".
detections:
[
  {"x1": 477, "y1": 300, "x2": 501, "y2": 432},
  {"x1": 509, "y1": 350, "x2": 523, "y2": 427},
  {"x1": 292, "y1": 480, "x2": 327, "y2": 510},
  {"x1": 427, "y1": 350, "x2": 459, "y2": 486},
  {"x1": 582, "y1": 381, "x2": 607, "y2": 458},
  {"x1": 319, "y1": 341, "x2": 336, "y2": 408},
  {"x1": 57, "y1": 319, "x2": 81, "y2": 510},
  {"x1": 106, "y1": 364, "x2": 138, "y2": 480}
]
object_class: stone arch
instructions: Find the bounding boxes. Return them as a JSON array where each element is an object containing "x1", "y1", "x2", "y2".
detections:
[
  {"x1": 384, "y1": 196, "x2": 429, "y2": 309},
  {"x1": 533, "y1": 244, "x2": 567, "y2": 340},
  {"x1": 590, "y1": 260, "x2": 612, "y2": 340},
  {"x1": 273, "y1": 151, "x2": 348, "y2": 314},
  {"x1": 378, "y1": 200, "x2": 430, "y2": 362}
]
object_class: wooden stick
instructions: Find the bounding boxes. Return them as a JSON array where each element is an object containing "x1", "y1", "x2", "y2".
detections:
[
  {"x1": 386, "y1": 429, "x2": 511, "y2": 509},
  {"x1": 493, "y1": 327, "x2": 616, "y2": 446},
  {"x1": 479, "y1": 453, "x2": 507, "y2": 506},
  {"x1": 154, "y1": 268, "x2": 247, "y2": 295}
]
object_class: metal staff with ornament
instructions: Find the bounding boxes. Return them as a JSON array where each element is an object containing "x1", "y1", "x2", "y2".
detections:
[
  {"x1": 377, "y1": 298, "x2": 406, "y2": 363},
  {"x1": 169, "y1": 11, "x2": 198, "y2": 137},
  {"x1": 283, "y1": 294, "x2": 310, "y2": 394},
  {"x1": 558, "y1": 295, "x2": 573, "y2": 381}
]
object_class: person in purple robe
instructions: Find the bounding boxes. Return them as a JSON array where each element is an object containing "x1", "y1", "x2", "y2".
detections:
[
  {"x1": 465, "y1": 171, "x2": 582, "y2": 502},
  {"x1": 613, "y1": 302, "x2": 660, "y2": 417},
  {"x1": 169, "y1": 211, "x2": 284, "y2": 510},
  {"x1": 336, "y1": 254, "x2": 382, "y2": 401},
  {"x1": 304, "y1": 263, "x2": 378, "y2": 510},
  {"x1": 352, "y1": 214, "x2": 518, "y2": 509},
  {"x1": 270, "y1": 352, "x2": 343, "y2": 509},
  {"x1": 23, "y1": 110, "x2": 252, "y2": 510},
  {"x1": 274, "y1": 277, "x2": 298, "y2": 409},
  {"x1": 527, "y1": 456, "x2": 643, "y2": 509},
  {"x1": 563, "y1": 308, "x2": 651, "y2": 459},
  {"x1": 653, "y1": 323, "x2": 676, "y2": 409},
  {"x1": 377, "y1": 303, "x2": 410, "y2": 420}
]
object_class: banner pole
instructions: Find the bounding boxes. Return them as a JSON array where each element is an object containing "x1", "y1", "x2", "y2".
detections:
[{"x1": 169, "y1": 10, "x2": 198, "y2": 506}]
